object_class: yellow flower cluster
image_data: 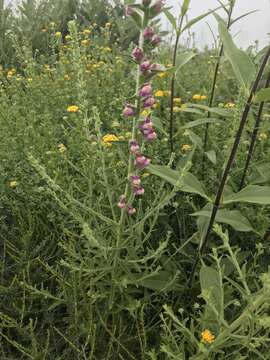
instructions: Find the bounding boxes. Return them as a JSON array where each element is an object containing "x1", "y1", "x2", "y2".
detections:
[
  {"x1": 67, "y1": 105, "x2": 79, "y2": 113},
  {"x1": 58, "y1": 143, "x2": 67, "y2": 153},
  {"x1": 9, "y1": 181, "x2": 17, "y2": 189},
  {"x1": 192, "y1": 94, "x2": 207, "y2": 101},
  {"x1": 181, "y1": 144, "x2": 192, "y2": 152},
  {"x1": 224, "y1": 102, "x2": 235, "y2": 108},
  {"x1": 7, "y1": 68, "x2": 16, "y2": 79},
  {"x1": 154, "y1": 90, "x2": 171, "y2": 97},
  {"x1": 102, "y1": 134, "x2": 120, "y2": 147},
  {"x1": 201, "y1": 329, "x2": 215, "y2": 344},
  {"x1": 259, "y1": 132, "x2": 267, "y2": 141}
]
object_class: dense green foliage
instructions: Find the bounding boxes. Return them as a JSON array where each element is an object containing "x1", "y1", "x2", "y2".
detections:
[{"x1": 1, "y1": 0, "x2": 270, "y2": 359}]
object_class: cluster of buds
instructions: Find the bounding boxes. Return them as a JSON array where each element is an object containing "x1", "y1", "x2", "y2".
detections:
[{"x1": 119, "y1": 0, "x2": 165, "y2": 215}]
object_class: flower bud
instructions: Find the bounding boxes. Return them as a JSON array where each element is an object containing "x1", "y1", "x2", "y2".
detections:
[
  {"x1": 143, "y1": 96, "x2": 155, "y2": 108},
  {"x1": 129, "y1": 140, "x2": 140, "y2": 153},
  {"x1": 152, "y1": 35, "x2": 161, "y2": 46},
  {"x1": 140, "y1": 61, "x2": 152, "y2": 75},
  {"x1": 133, "y1": 186, "x2": 145, "y2": 195},
  {"x1": 143, "y1": 27, "x2": 154, "y2": 40},
  {"x1": 132, "y1": 47, "x2": 144, "y2": 63},
  {"x1": 123, "y1": 104, "x2": 136, "y2": 117},
  {"x1": 135, "y1": 154, "x2": 151, "y2": 169},
  {"x1": 130, "y1": 175, "x2": 141, "y2": 186},
  {"x1": 118, "y1": 195, "x2": 126, "y2": 209},
  {"x1": 127, "y1": 206, "x2": 137, "y2": 215},
  {"x1": 139, "y1": 83, "x2": 152, "y2": 98}
]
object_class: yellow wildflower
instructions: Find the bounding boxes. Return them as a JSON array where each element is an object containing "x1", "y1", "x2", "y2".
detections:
[
  {"x1": 105, "y1": 22, "x2": 111, "y2": 28},
  {"x1": 259, "y1": 132, "x2": 267, "y2": 141},
  {"x1": 142, "y1": 172, "x2": 150, "y2": 178},
  {"x1": 103, "y1": 47, "x2": 112, "y2": 52},
  {"x1": 67, "y1": 105, "x2": 79, "y2": 113},
  {"x1": 173, "y1": 106, "x2": 181, "y2": 113},
  {"x1": 27, "y1": 77, "x2": 33, "y2": 83},
  {"x1": 224, "y1": 102, "x2": 235, "y2": 108},
  {"x1": 201, "y1": 329, "x2": 215, "y2": 344},
  {"x1": 9, "y1": 181, "x2": 17, "y2": 189},
  {"x1": 65, "y1": 35, "x2": 72, "y2": 41},
  {"x1": 64, "y1": 74, "x2": 70, "y2": 80},
  {"x1": 192, "y1": 94, "x2": 207, "y2": 101},
  {"x1": 181, "y1": 144, "x2": 192, "y2": 152},
  {"x1": 174, "y1": 97, "x2": 181, "y2": 104},
  {"x1": 49, "y1": 22, "x2": 56, "y2": 27},
  {"x1": 58, "y1": 143, "x2": 67, "y2": 153},
  {"x1": 55, "y1": 31, "x2": 62, "y2": 38},
  {"x1": 157, "y1": 72, "x2": 166, "y2": 78},
  {"x1": 81, "y1": 39, "x2": 89, "y2": 46},
  {"x1": 83, "y1": 29, "x2": 91, "y2": 36},
  {"x1": 102, "y1": 134, "x2": 119, "y2": 147},
  {"x1": 200, "y1": 95, "x2": 207, "y2": 100},
  {"x1": 141, "y1": 109, "x2": 151, "y2": 117},
  {"x1": 155, "y1": 90, "x2": 165, "y2": 97}
]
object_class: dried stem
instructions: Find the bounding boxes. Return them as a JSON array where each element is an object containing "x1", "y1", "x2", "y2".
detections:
[
  {"x1": 239, "y1": 69, "x2": 270, "y2": 189},
  {"x1": 188, "y1": 45, "x2": 270, "y2": 286}
]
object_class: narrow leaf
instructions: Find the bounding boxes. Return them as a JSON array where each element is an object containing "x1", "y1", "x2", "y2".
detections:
[
  {"x1": 223, "y1": 185, "x2": 270, "y2": 205},
  {"x1": 254, "y1": 87, "x2": 270, "y2": 103}
]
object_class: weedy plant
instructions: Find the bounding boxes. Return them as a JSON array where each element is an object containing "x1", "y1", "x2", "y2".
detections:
[{"x1": 1, "y1": 0, "x2": 270, "y2": 359}]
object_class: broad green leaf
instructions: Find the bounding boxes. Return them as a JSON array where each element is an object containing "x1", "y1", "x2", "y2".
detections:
[
  {"x1": 192, "y1": 208, "x2": 253, "y2": 232},
  {"x1": 249, "y1": 164, "x2": 270, "y2": 184},
  {"x1": 223, "y1": 185, "x2": 270, "y2": 205},
  {"x1": 148, "y1": 164, "x2": 209, "y2": 199},
  {"x1": 254, "y1": 87, "x2": 270, "y2": 103},
  {"x1": 185, "y1": 103, "x2": 233, "y2": 117},
  {"x1": 216, "y1": 15, "x2": 255, "y2": 88},
  {"x1": 187, "y1": 130, "x2": 203, "y2": 149},
  {"x1": 130, "y1": 271, "x2": 180, "y2": 291},
  {"x1": 176, "y1": 51, "x2": 196, "y2": 73},
  {"x1": 164, "y1": 9, "x2": 177, "y2": 30},
  {"x1": 181, "y1": 118, "x2": 223, "y2": 129},
  {"x1": 181, "y1": 6, "x2": 220, "y2": 34},
  {"x1": 200, "y1": 266, "x2": 223, "y2": 315},
  {"x1": 206, "y1": 150, "x2": 217, "y2": 165},
  {"x1": 181, "y1": 0, "x2": 190, "y2": 16}
]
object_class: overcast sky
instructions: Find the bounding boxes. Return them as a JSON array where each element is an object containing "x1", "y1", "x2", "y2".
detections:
[{"x1": 164, "y1": 0, "x2": 270, "y2": 49}]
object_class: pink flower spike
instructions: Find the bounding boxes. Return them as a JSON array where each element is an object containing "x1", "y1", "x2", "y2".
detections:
[
  {"x1": 146, "y1": 130, "x2": 157, "y2": 141},
  {"x1": 143, "y1": 27, "x2": 154, "y2": 40},
  {"x1": 127, "y1": 206, "x2": 137, "y2": 215},
  {"x1": 118, "y1": 195, "x2": 126, "y2": 209},
  {"x1": 143, "y1": 96, "x2": 155, "y2": 108},
  {"x1": 135, "y1": 154, "x2": 151, "y2": 169},
  {"x1": 130, "y1": 175, "x2": 141, "y2": 187},
  {"x1": 123, "y1": 104, "x2": 135, "y2": 117},
  {"x1": 139, "y1": 83, "x2": 152, "y2": 98},
  {"x1": 133, "y1": 186, "x2": 145, "y2": 196},
  {"x1": 132, "y1": 47, "x2": 144, "y2": 63},
  {"x1": 139, "y1": 116, "x2": 153, "y2": 131},
  {"x1": 153, "y1": 0, "x2": 165, "y2": 13},
  {"x1": 129, "y1": 140, "x2": 140, "y2": 154}
]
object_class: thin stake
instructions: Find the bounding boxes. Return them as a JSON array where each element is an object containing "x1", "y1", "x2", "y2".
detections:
[
  {"x1": 188, "y1": 46, "x2": 270, "y2": 286},
  {"x1": 239, "y1": 70, "x2": 270, "y2": 190}
]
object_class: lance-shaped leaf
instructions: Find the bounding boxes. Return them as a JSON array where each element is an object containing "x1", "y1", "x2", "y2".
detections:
[
  {"x1": 176, "y1": 51, "x2": 196, "y2": 74},
  {"x1": 181, "y1": 6, "x2": 221, "y2": 34},
  {"x1": 223, "y1": 185, "x2": 270, "y2": 205},
  {"x1": 216, "y1": 14, "x2": 255, "y2": 88},
  {"x1": 254, "y1": 87, "x2": 270, "y2": 103}
]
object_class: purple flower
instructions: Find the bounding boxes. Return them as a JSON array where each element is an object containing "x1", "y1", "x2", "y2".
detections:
[
  {"x1": 153, "y1": 0, "x2": 165, "y2": 13},
  {"x1": 139, "y1": 83, "x2": 152, "y2": 98},
  {"x1": 129, "y1": 140, "x2": 140, "y2": 153},
  {"x1": 130, "y1": 175, "x2": 141, "y2": 186},
  {"x1": 118, "y1": 195, "x2": 126, "y2": 209},
  {"x1": 139, "y1": 116, "x2": 153, "y2": 131},
  {"x1": 123, "y1": 104, "x2": 135, "y2": 117},
  {"x1": 150, "y1": 63, "x2": 162, "y2": 71},
  {"x1": 125, "y1": 5, "x2": 134, "y2": 16},
  {"x1": 133, "y1": 186, "x2": 145, "y2": 196},
  {"x1": 132, "y1": 47, "x2": 144, "y2": 63},
  {"x1": 152, "y1": 35, "x2": 161, "y2": 45},
  {"x1": 127, "y1": 206, "x2": 136, "y2": 215},
  {"x1": 143, "y1": 27, "x2": 154, "y2": 40},
  {"x1": 145, "y1": 129, "x2": 157, "y2": 141},
  {"x1": 140, "y1": 61, "x2": 151, "y2": 75},
  {"x1": 135, "y1": 154, "x2": 151, "y2": 169},
  {"x1": 143, "y1": 96, "x2": 155, "y2": 108}
]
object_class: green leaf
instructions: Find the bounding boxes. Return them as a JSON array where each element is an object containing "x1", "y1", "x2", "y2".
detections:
[
  {"x1": 151, "y1": 116, "x2": 167, "y2": 135},
  {"x1": 187, "y1": 130, "x2": 203, "y2": 149},
  {"x1": 181, "y1": 0, "x2": 190, "y2": 16},
  {"x1": 254, "y1": 87, "x2": 270, "y2": 103},
  {"x1": 176, "y1": 51, "x2": 196, "y2": 73},
  {"x1": 148, "y1": 164, "x2": 209, "y2": 199},
  {"x1": 181, "y1": 6, "x2": 220, "y2": 34},
  {"x1": 164, "y1": 9, "x2": 177, "y2": 30},
  {"x1": 192, "y1": 208, "x2": 254, "y2": 232},
  {"x1": 216, "y1": 15, "x2": 255, "y2": 88},
  {"x1": 206, "y1": 150, "x2": 217, "y2": 165},
  {"x1": 200, "y1": 266, "x2": 223, "y2": 315},
  {"x1": 223, "y1": 185, "x2": 270, "y2": 205},
  {"x1": 185, "y1": 103, "x2": 233, "y2": 117},
  {"x1": 181, "y1": 118, "x2": 223, "y2": 129}
]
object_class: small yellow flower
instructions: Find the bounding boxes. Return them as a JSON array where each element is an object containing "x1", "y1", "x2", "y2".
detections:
[
  {"x1": 81, "y1": 39, "x2": 89, "y2": 46},
  {"x1": 9, "y1": 181, "x2": 17, "y2": 189},
  {"x1": 49, "y1": 22, "x2": 56, "y2": 27},
  {"x1": 105, "y1": 22, "x2": 111, "y2": 28},
  {"x1": 155, "y1": 90, "x2": 165, "y2": 97},
  {"x1": 173, "y1": 106, "x2": 181, "y2": 113},
  {"x1": 103, "y1": 47, "x2": 112, "y2": 52},
  {"x1": 140, "y1": 109, "x2": 151, "y2": 117},
  {"x1": 102, "y1": 134, "x2": 119, "y2": 147},
  {"x1": 193, "y1": 94, "x2": 207, "y2": 101},
  {"x1": 181, "y1": 144, "x2": 192, "y2": 152},
  {"x1": 83, "y1": 29, "x2": 91, "y2": 36},
  {"x1": 67, "y1": 105, "x2": 79, "y2": 113},
  {"x1": 174, "y1": 97, "x2": 181, "y2": 104},
  {"x1": 259, "y1": 132, "x2": 267, "y2": 141},
  {"x1": 41, "y1": 28, "x2": 47, "y2": 33},
  {"x1": 58, "y1": 143, "x2": 67, "y2": 153},
  {"x1": 65, "y1": 35, "x2": 72, "y2": 41},
  {"x1": 27, "y1": 77, "x2": 33, "y2": 83},
  {"x1": 224, "y1": 102, "x2": 235, "y2": 108},
  {"x1": 142, "y1": 172, "x2": 150, "y2": 178},
  {"x1": 64, "y1": 74, "x2": 70, "y2": 80},
  {"x1": 55, "y1": 31, "x2": 62, "y2": 38},
  {"x1": 157, "y1": 72, "x2": 166, "y2": 78},
  {"x1": 200, "y1": 95, "x2": 207, "y2": 100},
  {"x1": 201, "y1": 329, "x2": 215, "y2": 344}
]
